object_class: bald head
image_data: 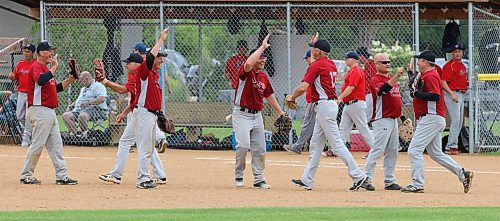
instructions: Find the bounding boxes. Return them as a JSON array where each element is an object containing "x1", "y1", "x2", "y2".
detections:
[
  {"x1": 374, "y1": 53, "x2": 391, "y2": 74},
  {"x1": 79, "y1": 71, "x2": 93, "y2": 86}
]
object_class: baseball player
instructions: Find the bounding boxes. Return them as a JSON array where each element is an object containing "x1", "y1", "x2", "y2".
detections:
[
  {"x1": 337, "y1": 51, "x2": 374, "y2": 154},
  {"x1": 362, "y1": 53, "x2": 404, "y2": 191},
  {"x1": 225, "y1": 40, "x2": 248, "y2": 89},
  {"x1": 7, "y1": 44, "x2": 36, "y2": 147},
  {"x1": 442, "y1": 44, "x2": 468, "y2": 155},
  {"x1": 133, "y1": 28, "x2": 169, "y2": 189},
  {"x1": 356, "y1": 47, "x2": 377, "y2": 124},
  {"x1": 20, "y1": 41, "x2": 78, "y2": 185},
  {"x1": 401, "y1": 50, "x2": 473, "y2": 193},
  {"x1": 97, "y1": 53, "x2": 167, "y2": 185},
  {"x1": 286, "y1": 39, "x2": 368, "y2": 191},
  {"x1": 233, "y1": 34, "x2": 287, "y2": 189},
  {"x1": 282, "y1": 50, "x2": 313, "y2": 154}
]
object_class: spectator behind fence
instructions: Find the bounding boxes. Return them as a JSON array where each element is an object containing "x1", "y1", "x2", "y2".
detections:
[
  {"x1": 62, "y1": 71, "x2": 108, "y2": 136},
  {"x1": 0, "y1": 91, "x2": 14, "y2": 134},
  {"x1": 225, "y1": 40, "x2": 248, "y2": 89}
]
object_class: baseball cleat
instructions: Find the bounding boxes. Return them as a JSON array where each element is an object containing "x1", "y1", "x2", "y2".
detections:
[
  {"x1": 462, "y1": 169, "x2": 474, "y2": 193},
  {"x1": 152, "y1": 177, "x2": 167, "y2": 185},
  {"x1": 157, "y1": 138, "x2": 167, "y2": 153},
  {"x1": 235, "y1": 178, "x2": 244, "y2": 188},
  {"x1": 292, "y1": 179, "x2": 312, "y2": 190},
  {"x1": 400, "y1": 185, "x2": 424, "y2": 193},
  {"x1": 283, "y1": 144, "x2": 301, "y2": 154},
  {"x1": 20, "y1": 177, "x2": 41, "y2": 185},
  {"x1": 99, "y1": 173, "x2": 122, "y2": 184},
  {"x1": 351, "y1": 176, "x2": 368, "y2": 191},
  {"x1": 253, "y1": 181, "x2": 271, "y2": 189},
  {"x1": 56, "y1": 177, "x2": 78, "y2": 185},
  {"x1": 136, "y1": 180, "x2": 158, "y2": 189},
  {"x1": 384, "y1": 183, "x2": 402, "y2": 190}
]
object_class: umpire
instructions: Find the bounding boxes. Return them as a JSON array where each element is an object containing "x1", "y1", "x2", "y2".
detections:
[{"x1": 20, "y1": 41, "x2": 78, "y2": 185}]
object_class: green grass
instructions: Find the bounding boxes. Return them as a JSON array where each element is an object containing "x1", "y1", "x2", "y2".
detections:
[{"x1": 0, "y1": 207, "x2": 499, "y2": 221}]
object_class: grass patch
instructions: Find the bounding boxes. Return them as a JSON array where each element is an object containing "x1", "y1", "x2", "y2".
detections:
[{"x1": 0, "y1": 207, "x2": 499, "y2": 221}]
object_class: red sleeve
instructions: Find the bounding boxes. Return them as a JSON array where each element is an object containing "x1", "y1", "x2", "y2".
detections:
[
  {"x1": 237, "y1": 65, "x2": 250, "y2": 81},
  {"x1": 31, "y1": 63, "x2": 43, "y2": 84},
  {"x1": 302, "y1": 63, "x2": 318, "y2": 85},
  {"x1": 371, "y1": 76, "x2": 384, "y2": 95},
  {"x1": 347, "y1": 69, "x2": 361, "y2": 88},
  {"x1": 13, "y1": 62, "x2": 21, "y2": 80},
  {"x1": 425, "y1": 73, "x2": 441, "y2": 94},
  {"x1": 136, "y1": 61, "x2": 149, "y2": 81},
  {"x1": 124, "y1": 80, "x2": 135, "y2": 94},
  {"x1": 263, "y1": 77, "x2": 274, "y2": 98},
  {"x1": 441, "y1": 62, "x2": 452, "y2": 82}
]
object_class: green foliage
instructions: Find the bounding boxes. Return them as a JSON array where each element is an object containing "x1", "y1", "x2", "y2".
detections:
[{"x1": 370, "y1": 40, "x2": 413, "y2": 68}]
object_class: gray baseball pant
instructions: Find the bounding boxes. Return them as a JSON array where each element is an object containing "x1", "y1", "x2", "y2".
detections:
[
  {"x1": 16, "y1": 92, "x2": 32, "y2": 144},
  {"x1": 291, "y1": 102, "x2": 315, "y2": 150},
  {"x1": 339, "y1": 100, "x2": 374, "y2": 149},
  {"x1": 408, "y1": 114, "x2": 466, "y2": 189},
  {"x1": 365, "y1": 94, "x2": 373, "y2": 124},
  {"x1": 134, "y1": 107, "x2": 157, "y2": 184},
  {"x1": 232, "y1": 107, "x2": 266, "y2": 184},
  {"x1": 20, "y1": 106, "x2": 69, "y2": 180},
  {"x1": 363, "y1": 118, "x2": 399, "y2": 186},
  {"x1": 444, "y1": 92, "x2": 465, "y2": 150},
  {"x1": 109, "y1": 112, "x2": 166, "y2": 179},
  {"x1": 300, "y1": 100, "x2": 366, "y2": 188}
]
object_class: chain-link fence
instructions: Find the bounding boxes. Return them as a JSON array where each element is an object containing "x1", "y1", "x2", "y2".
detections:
[{"x1": 472, "y1": 7, "x2": 500, "y2": 152}]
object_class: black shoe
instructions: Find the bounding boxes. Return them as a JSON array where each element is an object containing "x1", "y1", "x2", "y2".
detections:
[
  {"x1": 362, "y1": 181, "x2": 375, "y2": 191},
  {"x1": 20, "y1": 177, "x2": 41, "y2": 185},
  {"x1": 401, "y1": 185, "x2": 424, "y2": 193},
  {"x1": 235, "y1": 178, "x2": 244, "y2": 187},
  {"x1": 291, "y1": 179, "x2": 312, "y2": 190},
  {"x1": 350, "y1": 176, "x2": 368, "y2": 191},
  {"x1": 385, "y1": 183, "x2": 402, "y2": 190},
  {"x1": 462, "y1": 169, "x2": 474, "y2": 193},
  {"x1": 56, "y1": 177, "x2": 78, "y2": 185},
  {"x1": 136, "y1": 180, "x2": 157, "y2": 189},
  {"x1": 283, "y1": 144, "x2": 301, "y2": 154},
  {"x1": 253, "y1": 181, "x2": 271, "y2": 189}
]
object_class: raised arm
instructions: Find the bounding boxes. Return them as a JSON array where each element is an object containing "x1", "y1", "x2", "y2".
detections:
[{"x1": 243, "y1": 34, "x2": 270, "y2": 73}]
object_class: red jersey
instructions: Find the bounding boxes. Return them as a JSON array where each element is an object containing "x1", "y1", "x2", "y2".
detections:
[
  {"x1": 124, "y1": 77, "x2": 136, "y2": 110},
  {"x1": 442, "y1": 60, "x2": 468, "y2": 91},
  {"x1": 13, "y1": 60, "x2": 35, "y2": 93},
  {"x1": 127, "y1": 73, "x2": 134, "y2": 82},
  {"x1": 413, "y1": 69, "x2": 446, "y2": 119},
  {"x1": 27, "y1": 61, "x2": 58, "y2": 108},
  {"x1": 302, "y1": 57, "x2": 338, "y2": 102},
  {"x1": 435, "y1": 65, "x2": 443, "y2": 78},
  {"x1": 341, "y1": 65, "x2": 366, "y2": 103},
  {"x1": 363, "y1": 60, "x2": 377, "y2": 94},
  {"x1": 225, "y1": 55, "x2": 247, "y2": 89},
  {"x1": 135, "y1": 58, "x2": 162, "y2": 111},
  {"x1": 305, "y1": 85, "x2": 313, "y2": 103},
  {"x1": 370, "y1": 73, "x2": 402, "y2": 121},
  {"x1": 233, "y1": 66, "x2": 274, "y2": 111}
]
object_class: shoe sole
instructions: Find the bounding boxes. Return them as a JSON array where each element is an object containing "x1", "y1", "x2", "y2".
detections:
[
  {"x1": 56, "y1": 182, "x2": 78, "y2": 185},
  {"x1": 283, "y1": 146, "x2": 301, "y2": 154},
  {"x1": 291, "y1": 180, "x2": 312, "y2": 190},
  {"x1": 20, "y1": 181, "x2": 41, "y2": 185},
  {"x1": 253, "y1": 185, "x2": 271, "y2": 189},
  {"x1": 351, "y1": 176, "x2": 368, "y2": 191},
  {"x1": 136, "y1": 185, "x2": 158, "y2": 189},
  {"x1": 464, "y1": 171, "x2": 474, "y2": 193},
  {"x1": 401, "y1": 189, "x2": 424, "y2": 193},
  {"x1": 99, "y1": 175, "x2": 121, "y2": 184}
]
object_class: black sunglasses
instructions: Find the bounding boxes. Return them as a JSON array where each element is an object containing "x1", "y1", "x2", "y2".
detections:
[{"x1": 378, "y1": 61, "x2": 391, "y2": 64}]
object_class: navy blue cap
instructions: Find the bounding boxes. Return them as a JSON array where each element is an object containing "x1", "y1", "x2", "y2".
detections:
[
  {"x1": 414, "y1": 50, "x2": 436, "y2": 63},
  {"x1": 303, "y1": 50, "x2": 311, "y2": 59},
  {"x1": 344, "y1": 51, "x2": 360, "y2": 60},
  {"x1": 308, "y1": 39, "x2": 331, "y2": 53},
  {"x1": 122, "y1": 53, "x2": 144, "y2": 64},
  {"x1": 134, "y1": 43, "x2": 147, "y2": 54},
  {"x1": 36, "y1": 41, "x2": 57, "y2": 54},
  {"x1": 23, "y1": 44, "x2": 36, "y2": 52}
]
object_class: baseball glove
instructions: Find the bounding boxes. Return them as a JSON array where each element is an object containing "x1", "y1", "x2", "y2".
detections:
[
  {"x1": 274, "y1": 114, "x2": 292, "y2": 134},
  {"x1": 399, "y1": 115, "x2": 414, "y2": 143},
  {"x1": 157, "y1": 113, "x2": 175, "y2": 134},
  {"x1": 93, "y1": 58, "x2": 105, "y2": 82},
  {"x1": 284, "y1": 98, "x2": 298, "y2": 110},
  {"x1": 68, "y1": 58, "x2": 79, "y2": 79},
  {"x1": 408, "y1": 72, "x2": 424, "y2": 98}
]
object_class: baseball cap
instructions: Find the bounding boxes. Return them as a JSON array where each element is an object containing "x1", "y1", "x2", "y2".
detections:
[
  {"x1": 147, "y1": 49, "x2": 168, "y2": 58},
  {"x1": 249, "y1": 49, "x2": 268, "y2": 58},
  {"x1": 414, "y1": 50, "x2": 436, "y2": 63},
  {"x1": 23, "y1": 44, "x2": 36, "y2": 52},
  {"x1": 36, "y1": 41, "x2": 57, "y2": 54},
  {"x1": 344, "y1": 51, "x2": 360, "y2": 60},
  {"x1": 237, "y1": 40, "x2": 248, "y2": 48},
  {"x1": 453, "y1": 44, "x2": 466, "y2": 51},
  {"x1": 122, "y1": 53, "x2": 144, "y2": 64},
  {"x1": 356, "y1": 47, "x2": 371, "y2": 58},
  {"x1": 303, "y1": 50, "x2": 311, "y2": 59},
  {"x1": 308, "y1": 39, "x2": 331, "y2": 53},
  {"x1": 133, "y1": 42, "x2": 147, "y2": 54}
]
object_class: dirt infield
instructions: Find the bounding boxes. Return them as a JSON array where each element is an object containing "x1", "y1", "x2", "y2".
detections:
[{"x1": 1, "y1": 144, "x2": 499, "y2": 211}]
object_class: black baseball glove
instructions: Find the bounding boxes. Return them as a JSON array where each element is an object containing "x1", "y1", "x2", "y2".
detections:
[
  {"x1": 274, "y1": 114, "x2": 292, "y2": 134},
  {"x1": 408, "y1": 72, "x2": 424, "y2": 98},
  {"x1": 68, "y1": 58, "x2": 79, "y2": 79},
  {"x1": 157, "y1": 113, "x2": 175, "y2": 134}
]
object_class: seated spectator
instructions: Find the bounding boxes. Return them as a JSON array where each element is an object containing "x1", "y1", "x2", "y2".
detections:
[
  {"x1": 0, "y1": 91, "x2": 14, "y2": 134},
  {"x1": 62, "y1": 71, "x2": 108, "y2": 135}
]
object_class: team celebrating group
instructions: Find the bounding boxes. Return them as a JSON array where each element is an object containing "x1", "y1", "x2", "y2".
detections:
[{"x1": 11, "y1": 28, "x2": 473, "y2": 192}]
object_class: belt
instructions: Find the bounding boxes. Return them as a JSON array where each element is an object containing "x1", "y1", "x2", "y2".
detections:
[
  {"x1": 240, "y1": 107, "x2": 259, "y2": 114},
  {"x1": 453, "y1": 90, "x2": 467, "y2": 93},
  {"x1": 313, "y1": 98, "x2": 336, "y2": 106},
  {"x1": 345, "y1": 100, "x2": 359, "y2": 105},
  {"x1": 134, "y1": 105, "x2": 162, "y2": 116}
]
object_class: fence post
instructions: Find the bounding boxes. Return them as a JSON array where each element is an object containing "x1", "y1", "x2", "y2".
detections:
[
  {"x1": 414, "y1": 2, "x2": 419, "y2": 70},
  {"x1": 160, "y1": 1, "x2": 166, "y2": 113},
  {"x1": 40, "y1": 0, "x2": 45, "y2": 41},
  {"x1": 467, "y1": 2, "x2": 475, "y2": 153}
]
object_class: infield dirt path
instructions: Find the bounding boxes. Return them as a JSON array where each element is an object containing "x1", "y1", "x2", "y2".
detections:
[{"x1": 1, "y1": 145, "x2": 499, "y2": 211}]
